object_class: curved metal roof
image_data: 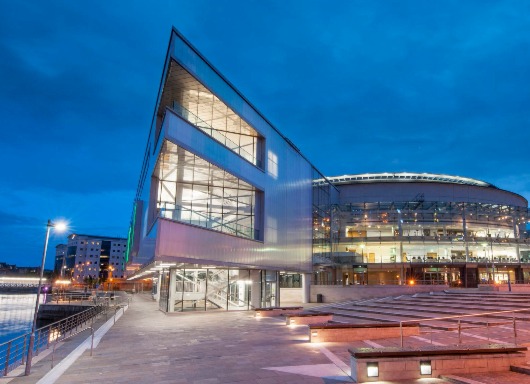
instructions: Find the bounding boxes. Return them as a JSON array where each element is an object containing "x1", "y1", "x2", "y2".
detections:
[{"x1": 318, "y1": 172, "x2": 495, "y2": 188}]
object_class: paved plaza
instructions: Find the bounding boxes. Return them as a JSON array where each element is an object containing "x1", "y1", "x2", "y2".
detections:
[{"x1": 7, "y1": 292, "x2": 530, "y2": 383}]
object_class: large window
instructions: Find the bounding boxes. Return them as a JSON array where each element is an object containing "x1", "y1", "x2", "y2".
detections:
[
  {"x1": 312, "y1": 168, "x2": 339, "y2": 264},
  {"x1": 165, "y1": 268, "x2": 252, "y2": 312},
  {"x1": 156, "y1": 60, "x2": 264, "y2": 168},
  {"x1": 152, "y1": 140, "x2": 263, "y2": 241}
]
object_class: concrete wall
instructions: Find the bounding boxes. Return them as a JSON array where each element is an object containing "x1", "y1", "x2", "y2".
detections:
[
  {"x1": 310, "y1": 325, "x2": 419, "y2": 342},
  {"x1": 280, "y1": 288, "x2": 302, "y2": 304},
  {"x1": 352, "y1": 351, "x2": 526, "y2": 382},
  {"x1": 479, "y1": 284, "x2": 530, "y2": 292},
  {"x1": 311, "y1": 284, "x2": 448, "y2": 303}
]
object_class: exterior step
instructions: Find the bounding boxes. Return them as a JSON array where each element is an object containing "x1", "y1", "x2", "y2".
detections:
[
  {"x1": 510, "y1": 364, "x2": 530, "y2": 375},
  {"x1": 440, "y1": 374, "x2": 485, "y2": 384}
]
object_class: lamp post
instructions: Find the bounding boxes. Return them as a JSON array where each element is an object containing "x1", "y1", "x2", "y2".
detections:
[
  {"x1": 25, "y1": 219, "x2": 67, "y2": 376},
  {"x1": 108, "y1": 266, "x2": 115, "y2": 291}
]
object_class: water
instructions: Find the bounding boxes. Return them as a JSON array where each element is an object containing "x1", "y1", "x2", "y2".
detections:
[{"x1": 0, "y1": 294, "x2": 38, "y2": 345}]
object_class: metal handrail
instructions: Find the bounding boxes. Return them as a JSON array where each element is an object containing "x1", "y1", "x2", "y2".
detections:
[
  {"x1": 1, "y1": 295, "x2": 129, "y2": 377},
  {"x1": 398, "y1": 307, "x2": 528, "y2": 348},
  {"x1": 169, "y1": 103, "x2": 259, "y2": 166}
]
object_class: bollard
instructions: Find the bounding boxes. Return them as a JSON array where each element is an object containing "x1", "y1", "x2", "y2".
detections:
[
  {"x1": 90, "y1": 327, "x2": 94, "y2": 356},
  {"x1": 487, "y1": 322, "x2": 490, "y2": 343},
  {"x1": 513, "y1": 312, "x2": 517, "y2": 345},
  {"x1": 400, "y1": 321, "x2": 404, "y2": 348},
  {"x1": 51, "y1": 341, "x2": 59, "y2": 368},
  {"x1": 458, "y1": 319, "x2": 462, "y2": 345}
]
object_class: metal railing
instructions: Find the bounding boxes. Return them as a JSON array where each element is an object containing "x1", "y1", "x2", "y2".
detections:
[
  {"x1": 398, "y1": 307, "x2": 530, "y2": 348},
  {"x1": 312, "y1": 280, "x2": 449, "y2": 286},
  {"x1": 48, "y1": 292, "x2": 97, "y2": 305},
  {"x1": 158, "y1": 203, "x2": 259, "y2": 240},
  {"x1": 170, "y1": 103, "x2": 261, "y2": 167},
  {"x1": 0, "y1": 295, "x2": 129, "y2": 377}
]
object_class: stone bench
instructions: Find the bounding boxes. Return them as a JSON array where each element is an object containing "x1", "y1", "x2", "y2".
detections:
[
  {"x1": 349, "y1": 344, "x2": 527, "y2": 383},
  {"x1": 285, "y1": 312, "x2": 334, "y2": 325},
  {"x1": 254, "y1": 306, "x2": 303, "y2": 317},
  {"x1": 309, "y1": 322, "x2": 419, "y2": 343}
]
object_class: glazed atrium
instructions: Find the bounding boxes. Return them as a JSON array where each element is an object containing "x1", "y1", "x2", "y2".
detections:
[
  {"x1": 125, "y1": 29, "x2": 530, "y2": 311},
  {"x1": 314, "y1": 173, "x2": 530, "y2": 287}
]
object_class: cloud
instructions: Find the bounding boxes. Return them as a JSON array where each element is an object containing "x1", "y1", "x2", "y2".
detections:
[
  {"x1": 0, "y1": 211, "x2": 39, "y2": 228},
  {"x1": 1, "y1": 0, "x2": 529, "y2": 266}
]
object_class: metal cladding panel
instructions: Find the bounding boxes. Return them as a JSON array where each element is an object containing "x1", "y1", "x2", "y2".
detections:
[
  {"x1": 156, "y1": 219, "x2": 306, "y2": 271},
  {"x1": 338, "y1": 182, "x2": 527, "y2": 207},
  {"x1": 163, "y1": 112, "x2": 265, "y2": 188},
  {"x1": 161, "y1": 113, "x2": 313, "y2": 272},
  {"x1": 131, "y1": 30, "x2": 315, "y2": 272}
]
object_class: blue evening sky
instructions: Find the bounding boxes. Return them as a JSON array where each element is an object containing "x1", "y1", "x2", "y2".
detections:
[{"x1": 1, "y1": 1, "x2": 529, "y2": 268}]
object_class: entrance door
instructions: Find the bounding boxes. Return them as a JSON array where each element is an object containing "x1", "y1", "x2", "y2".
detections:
[{"x1": 261, "y1": 270, "x2": 277, "y2": 307}]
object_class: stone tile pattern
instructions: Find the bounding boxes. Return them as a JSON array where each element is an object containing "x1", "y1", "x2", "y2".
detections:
[{"x1": 52, "y1": 296, "x2": 343, "y2": 384}]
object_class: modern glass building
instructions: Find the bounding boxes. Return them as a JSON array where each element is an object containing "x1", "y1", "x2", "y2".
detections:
[
  {"x1": 126, "y1": 29, "x2": 530, "y2": 309},
  {"x1": 314, "y1": 173, "x2": 530, "y2": 288},
  {"x1": 126, "y1": 28, "x2": 334, "y2": 311}
]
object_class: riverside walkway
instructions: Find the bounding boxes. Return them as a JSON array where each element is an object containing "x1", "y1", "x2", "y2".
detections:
[
  {"x1": 6, "y1": 292, "x2": 530, "y2": 383},
  {"x1": 7, "y1": 294, "x2": 447, "y2": 384}
]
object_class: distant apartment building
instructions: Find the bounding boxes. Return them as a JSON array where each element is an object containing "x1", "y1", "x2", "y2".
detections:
[
  {"x1": 0, "y1": 262, "x2": 16, "y2": 275},
  {"x1": 0, "y1": 262, "x2": 46, "y2": 276},
  {"x1": 54, "y1": 244, "x2": 67, "y2": 276},
  {"x1": 64, "y1": 234, "x2": 127, "y2": 283}
]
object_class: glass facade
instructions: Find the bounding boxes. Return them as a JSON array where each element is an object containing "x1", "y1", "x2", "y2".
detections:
[
  {"x1": 152, "y1": 140, "x2": 263, "y2": 241},
  {"x1": 337, "y1": 201, "x2": 527, "y2": 264},
  {"x1": 279, "y1": 273, "x2": 302, "y2": 288},
  {"x1": 312, "y1": 168, "x2": 339, "y2": 265},
  {"x1": 156, "y1": 60, "x2": 264, "y2": 168},
  {"x1": 313, "y1": 198, "x2": 530, "y2": 286},
  {"x1": 160, "y1": 268, "x2": 252, "y2": 312},
  {"x1": 158, "y1": 270, "x2": 170, "y2": 312}
]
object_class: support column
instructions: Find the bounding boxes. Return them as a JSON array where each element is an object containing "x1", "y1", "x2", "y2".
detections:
[
  {"x1": 167, "y1": 269, "x2": 176, "y2": 312},
  {"x1": 250, "y1": 270, "x2": 261, "y2": 308},
  {"x1": 399, "y1": 242, "x2": 404, "y2": 284},
  {"x1": 513, "y1": 214, "x2": 521, "y2": 262},
  {"x1": 274, "y1": 271, "x2": 280, "y2": 307},
  {"x1": 302, "y1": 273, "x2": 311, "y2": 303},
  {"x1": 154, "y1": 272, "x2": 162, "y2": 302},
  {"x1": 462, "y1": 203, "x2": 470, "y2": 261},
  {"x1": 397, "y1": 209, "x2": 405, "y2": 285}
]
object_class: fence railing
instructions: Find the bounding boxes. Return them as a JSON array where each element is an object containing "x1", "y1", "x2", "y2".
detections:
[
  {"x1": 0, "y1": 295, "x2": 129, "y2": 377},
  {"x1": 398, "y1": 307, "x2": 530, "y2": 348},
  {"x1": 312, "y1": 280, "x2": 449, "y2": 286},
  {"x1": 48, "y1": 292, "x2": 117, "y2": 305}
]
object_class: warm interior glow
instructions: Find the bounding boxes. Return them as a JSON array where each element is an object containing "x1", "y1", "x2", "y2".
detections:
[
  {"x1": 420, "y1": 361, "x2": 432, "y2": 375},
  {"x1": 367, "y1": 362, "x2": 379, "y2": 377},
  {"x1": 0, "y1": 277, "x2": 47, "y2": 282}
]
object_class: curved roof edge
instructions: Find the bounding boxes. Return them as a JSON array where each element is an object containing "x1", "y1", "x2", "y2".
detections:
[{"x1": 318, "y1": 172, "x2": 496, "y2": 188}]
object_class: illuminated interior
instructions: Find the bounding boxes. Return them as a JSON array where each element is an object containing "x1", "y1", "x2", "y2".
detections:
[
  {"x1": 156, "y1": 60, "x2": 264, "y2": 168},
  {"x1": 152, "y1": 140, "x2": 263, "y2": 241}
]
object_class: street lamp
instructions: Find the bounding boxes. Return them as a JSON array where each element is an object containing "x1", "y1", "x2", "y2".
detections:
[
  {"x1": 108, "y1": 266, "x2": 115, "y2": 290},
  {"x1": 25, "y1": 219, "x2": 67, "y2": 376}
]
